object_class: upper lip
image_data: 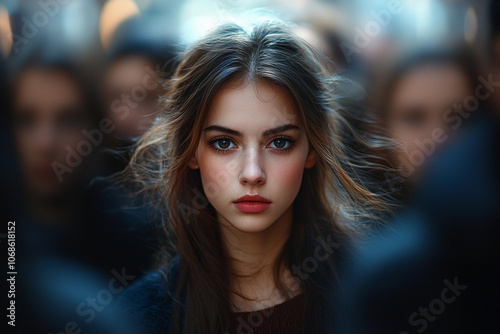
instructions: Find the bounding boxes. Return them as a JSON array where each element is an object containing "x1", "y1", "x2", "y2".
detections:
[{"x1": 233, "y1": 194, "x2": 271, "y2": 203}]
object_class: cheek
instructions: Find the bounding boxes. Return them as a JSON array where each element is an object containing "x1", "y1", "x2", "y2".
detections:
[
  {"x1": 15, "y1": 130, "x2": 42, "y2": 165},
  {"x1": 197, "y1": 145, "x2": 216, "y2": 181},
  {"x1": 196, "y1": 148, "x2": 235, "y2": 201},
  {"x1": 268, "y1": 152, "x2": 308, "y2": 196},
  {"x1": 393, "y1": 132, "x2": 419, "y2": 160},
  {"x1": 388, "y1": 121, "x2": 417, "y2": 151},
  {"x1": 395, "y1": 130, "x2": 416, "y2": 150}
]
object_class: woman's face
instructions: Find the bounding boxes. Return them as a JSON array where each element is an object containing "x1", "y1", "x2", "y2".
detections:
[{"x1": 190, "y1": 79, "x2": 316, "y2": 233}]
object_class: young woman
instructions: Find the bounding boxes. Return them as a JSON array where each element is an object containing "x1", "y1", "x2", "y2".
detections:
[{"x1": 119, "y1": 20, "x2": 392, "y2": 334}]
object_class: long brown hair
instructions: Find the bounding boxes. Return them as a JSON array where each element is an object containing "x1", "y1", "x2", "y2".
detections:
[{"x1": 123, "y1": 20, "x2": 394, "y2": 333}]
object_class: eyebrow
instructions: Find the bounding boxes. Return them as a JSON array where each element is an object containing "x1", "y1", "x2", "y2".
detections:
[{"x1": 202, "y1": 123, "x2": 300, "y2": 137}]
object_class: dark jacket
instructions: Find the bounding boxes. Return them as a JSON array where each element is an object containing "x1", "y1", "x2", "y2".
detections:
[
  {"x1": 119, "y1": 247, "x2": 349, "y2": 334},
  {"x1": 118, "y1": 257, "x2": 182, "y2": 334}
]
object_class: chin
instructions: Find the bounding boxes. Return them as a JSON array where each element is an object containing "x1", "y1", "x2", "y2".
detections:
[{"x1": 227, "y1": 216, "x2": 276, "y2": 233}]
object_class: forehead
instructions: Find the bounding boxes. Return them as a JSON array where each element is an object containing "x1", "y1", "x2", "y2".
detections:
[
  {"x1": 391, "y1": 64, "x2": 471, "y2": 108},
  {"x1": 14, "y1": 68, "x2": 82, "y2": 106},
  {"x1": 204, "y1": 79, "x2": 299, "y2": 129},
  {"x1": 105, "y1": 55, "x2": 154, "y2": 87}
]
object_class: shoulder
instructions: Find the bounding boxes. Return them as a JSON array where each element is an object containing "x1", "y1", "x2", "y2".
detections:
[
  {"x1": 118, "y1": 257, "x2": 181, "y2": 334},
  {"x1": 415, "y1": 111, "x2": 500, "y2": 224}
]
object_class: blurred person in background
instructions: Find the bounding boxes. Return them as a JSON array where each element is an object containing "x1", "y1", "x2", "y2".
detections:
[
  {"x1": 9, "y1": 42, "x2": 98, "y2": 227},
  {"x1": 290, "y1": 7, "x2": 398, "y2": 219},
  {"x1": 332, "y1": 1, "x2": 500, "y2": 333},
  {"x1": 81, "y1": 15, "x2": 184, "y2": 284},
  {"x1": 84, "y1": 14, "x2": 184, "y2": 277},
  {"x1": 8, "y1": 39, "x2": 163, "y2": 277},
  {"x1": 5, "y1": 40, "x2": 116, "y2": 332},
  {"x1": 4, "y1": 34, "x2": 160, "y2": 334},
  {"x1": 371, "y1": 49, "x2": 478, "y2": 202},
  {"x1": 99, "y1": 15, "x2": 180, "y2": 176}
]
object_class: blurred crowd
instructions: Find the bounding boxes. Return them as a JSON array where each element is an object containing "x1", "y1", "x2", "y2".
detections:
[{"x1": 0, "y1": 0, "x2": 499, "y2": 333}]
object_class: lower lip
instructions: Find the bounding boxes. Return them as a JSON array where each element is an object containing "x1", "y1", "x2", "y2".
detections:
[{"x1": 234, "y1": 202, "x2": 271, "y2": 213}]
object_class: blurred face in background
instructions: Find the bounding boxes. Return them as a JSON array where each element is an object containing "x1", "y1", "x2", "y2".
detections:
[
  {"x1": 102, "y1": 55, "x2": 161, "y2": 140},
  {"x1": 12, "y1": 67, "x2": 91, "y2": 199},
  {"x1": 386, "y1": 63, "x2": 473, "y2": 179}
]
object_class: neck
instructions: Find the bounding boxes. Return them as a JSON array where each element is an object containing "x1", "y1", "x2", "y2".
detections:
[{"x1": 218, "y1": 206, "x2": 301, "y2": 311}]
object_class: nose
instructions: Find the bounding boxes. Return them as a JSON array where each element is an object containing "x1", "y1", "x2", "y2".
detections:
[{"x1": 239, "y1": 147, "x2": 266, "y2": 186}]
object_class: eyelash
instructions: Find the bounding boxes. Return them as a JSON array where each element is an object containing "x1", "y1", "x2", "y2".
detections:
[{"x1": 207, "y1": 136, "x2": 296, "y2": 154}]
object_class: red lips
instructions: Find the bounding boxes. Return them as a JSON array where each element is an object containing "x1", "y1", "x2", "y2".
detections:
[
  {"x1": 233, "y1": 194, "x2": 271, "y2": 203},
  {"x1": 233, "y1": 194, "x2": 272, "y2": 213}
]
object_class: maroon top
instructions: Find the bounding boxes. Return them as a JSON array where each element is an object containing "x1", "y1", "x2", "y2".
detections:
[{"x1": 230, "y1": 293, "x2": 305, "y2": 334}]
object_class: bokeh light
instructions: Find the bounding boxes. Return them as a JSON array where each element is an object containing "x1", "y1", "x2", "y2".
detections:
[
  {"x1": 0, "y1": 5, "x2": 12, "y2": 57},
  {"x1": 99, "y1": 0, "x2": 140, "y2": 49}
]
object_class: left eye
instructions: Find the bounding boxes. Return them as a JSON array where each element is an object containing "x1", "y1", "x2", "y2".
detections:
[
  {"x1": 269, "y1": 138, "x2": 291, "y2": 149},
  {"x1": 213, "y1": 138, "x2": 235, "y2": 150}
]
